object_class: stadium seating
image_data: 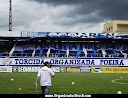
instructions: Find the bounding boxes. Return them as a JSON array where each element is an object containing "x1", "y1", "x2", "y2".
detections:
[{"x1": 1, "y1": 41, "x2": 128, "y2": 58}]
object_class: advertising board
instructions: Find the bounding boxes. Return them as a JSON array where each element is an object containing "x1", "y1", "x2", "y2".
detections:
[
  {"x1": 16, "y1": 66, "x2": 60, "y2": 72},
  {"x1": 80, "y1": 67, "x2": 91, "y2": 73},
  {"x1": 18, "y1": 67, "x2": 41, "y2": 72},
  {"x1": 60, "y1": 67, "x2": 66, "y2": 72},
  {"x1": 92, "y1": 67, "x2": 128, "y2": 73},
  {"x1": 66, "y1": 67, "x2": 80, "y2": 73},
  {"x1": 0, "y1": 66, "x2": 12, "y2": 72}
]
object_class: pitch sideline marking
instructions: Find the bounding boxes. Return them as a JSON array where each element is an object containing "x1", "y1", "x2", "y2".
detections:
[{"x1": 112, "y1": 79, "x2": 128, "y2": 84}]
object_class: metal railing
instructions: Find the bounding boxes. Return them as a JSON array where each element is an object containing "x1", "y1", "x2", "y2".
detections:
[{"x1": 0, "y1": 53, "x2": 127, "y2": 58}]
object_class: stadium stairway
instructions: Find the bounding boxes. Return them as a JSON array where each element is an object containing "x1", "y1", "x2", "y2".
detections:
[
  {"x1": 21, "y1": 50, "x2": 24, "y2": 56},
  {"x1": 121, "y1": 51, "x2": 127, "y2": 58},
  {"x1": 32, "y1": 49, "x2": 35, "y2": 57},
  {"x1": 76, "y1": 49, "x2": 82, "y2": 58},
  {"x1": 83, "y1": 47, "x2": 87, "y2": 57},
  {"x1": 113, "y1": 49, "x2": 117, "y2": 57},
  {"x1": 102, "y1": 50, "x2": 106, "y2": 58},
  {"x1": 9, "y1": 43, "x2": 17, "y2": 57},
  {"x1": 94, "y1": 48, "x2": 96, "y2": 57},
  {"x1": 39, "y1": 48, "x2": 43, "y2": 57},
  {"x1": 0, "y1": 51, "x2": 4, "y2": 56},
  {"x1": 47, "y1": 48, "x2": 51, "y2": 57},
  {"x1": 58, "y1": 49, "x2": 60, "y2": 57}
]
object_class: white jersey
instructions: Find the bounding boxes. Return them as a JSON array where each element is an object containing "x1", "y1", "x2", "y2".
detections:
[{"x1": 37, "y1": 66, "x2": 55, "y2": 86}]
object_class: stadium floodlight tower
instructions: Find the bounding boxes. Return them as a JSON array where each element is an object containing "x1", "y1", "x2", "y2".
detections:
[{"x1": 9, "y1": 0, "x2": 12, "y2": 31}]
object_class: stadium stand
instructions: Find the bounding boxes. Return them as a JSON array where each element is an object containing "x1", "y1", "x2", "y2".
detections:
[
  {"x1": 1, "y1": 32, "x2": 128, "y2": 59},
  {"x1": 0, "y1": 41, "x2": 127, "y2": 58}
]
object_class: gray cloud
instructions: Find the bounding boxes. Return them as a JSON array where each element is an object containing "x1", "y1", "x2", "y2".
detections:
[
  {"x1": 1, "y1": 0, "x2": 128, "y2": 32},
  {"x1": 31, "y1": 0, "x2": 128, "y2": 22},
  {"x1": 30, "y1": 0, "x2": 83, "y2": 5},
  {"x1": 27, "y1": 0, "x2": 128, "y2": 32}
]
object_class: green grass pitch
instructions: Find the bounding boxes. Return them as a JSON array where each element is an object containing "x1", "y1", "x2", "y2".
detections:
[{"x1": 0, "y1": 72, "x2": 128, "y2": 94}]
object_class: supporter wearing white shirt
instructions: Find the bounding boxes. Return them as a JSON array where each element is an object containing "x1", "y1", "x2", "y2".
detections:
[{"x1": 35, "y1": 61, "x2": 55, "y2": 94}]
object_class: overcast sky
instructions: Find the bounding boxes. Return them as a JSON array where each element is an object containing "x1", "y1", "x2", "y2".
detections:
[{"x1": 0, "y1": 0, "x2": 128, "y2": 33}]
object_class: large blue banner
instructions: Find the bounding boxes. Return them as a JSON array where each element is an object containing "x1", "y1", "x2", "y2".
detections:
[{"x1": 0, "y1": 57, "x2": 128, "y2": 67}]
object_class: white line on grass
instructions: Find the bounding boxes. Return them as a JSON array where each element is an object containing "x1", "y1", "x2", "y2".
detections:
[{"x1": 112, "y1": 79, "x2": 128, "y2": 84}]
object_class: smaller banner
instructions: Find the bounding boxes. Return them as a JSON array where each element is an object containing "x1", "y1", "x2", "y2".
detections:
[
  {"x1": 60, "y1": 67, "x2": 66, "y2": 72},
  {"x1": 92, "y1": 67, "x2": 128, "y2": 73},
  {"x1": 15, "y1": 66, "x2": 60, "y2": 72},
  {"x1": 51, "y1": 67, "x2": 60, "y2": 72},
  {"x1": 0, "y1": 66, "x2": 12, "y2": 72},
  {"x1": 12, "y1": 67, "x2": 18, "y2": 72},
  {"x1": 21, "y1": 32, "x2": 48, "y2": 37},
  {"x1": 66, "y1": 67, "x2": 80, "y2": 73},
  {"x1": 80, "y1": 67, "x2": 91, "y2": 73},
  {"x1": 18, "y1": 67, "x2": 41, "y2": 72}
]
